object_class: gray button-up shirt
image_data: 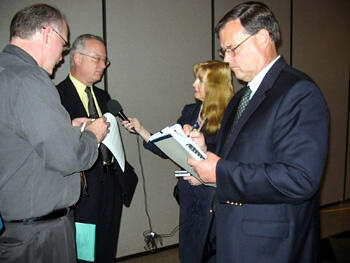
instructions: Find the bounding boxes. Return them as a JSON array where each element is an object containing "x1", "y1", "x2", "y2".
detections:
[{"x1": 0, "y1": 45, "x2": 99, "y2": 220}]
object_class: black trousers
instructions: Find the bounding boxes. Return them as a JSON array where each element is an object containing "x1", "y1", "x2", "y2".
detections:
[
  {"x1": 202, "y1": 214, "x2": 216, "y2": 263},
  {"x1": 77, "y1": 166, "x2": 123, "y2": 263}
]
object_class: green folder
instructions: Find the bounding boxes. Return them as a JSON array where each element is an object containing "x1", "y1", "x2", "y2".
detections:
[{"x1": 75, "y1": 222, "x2": 96, "y2": 262}]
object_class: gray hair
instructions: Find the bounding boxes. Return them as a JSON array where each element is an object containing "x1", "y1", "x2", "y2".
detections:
[
  {"x1": 69, "y1": 34, "x2": 106, "y2": 66},
  {"x1": 10, "y1": 3, "x2": 66, "y2": 40}
]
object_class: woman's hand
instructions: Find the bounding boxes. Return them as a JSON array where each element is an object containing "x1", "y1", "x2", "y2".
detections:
[
  {"x1": 183, "y1": 124, "x2": 207, "y2": 152},
  {"x1": 183, "y1": 175, "x2": 202, "y2": 186},
  {"x1": 121, "y1": 117, "x2": 152, "y2": 142},
  {"x1": 121, "y1": 117, "x2": 141, "y2": 133}
]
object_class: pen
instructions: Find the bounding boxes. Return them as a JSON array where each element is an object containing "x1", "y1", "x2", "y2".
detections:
[
  {"x1": 190, "y1": 121, "x2": 200, "y2": 133},
  {"x1": 188, "y1": 118, "x2": 207, "y2": 136}
]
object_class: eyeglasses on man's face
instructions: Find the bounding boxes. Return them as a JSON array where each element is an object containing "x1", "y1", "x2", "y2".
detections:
[
  {"x1": 218, "y1": 32, "x2": 256, "y2": 58},
  {"x1": 79, "y1": 52, "x2": 111, "y2": 67},
  {"x1": 42, "y1": 26, "x2": 70, "y2": 52}
]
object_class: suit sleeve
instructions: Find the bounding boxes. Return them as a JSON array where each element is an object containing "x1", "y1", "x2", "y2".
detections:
[
  {"x1": 216, "y1": 80, "x2": 329, "y2": 204},
  {"x1": 176, "y1": 104, "x2": 198, "y2": 126}
]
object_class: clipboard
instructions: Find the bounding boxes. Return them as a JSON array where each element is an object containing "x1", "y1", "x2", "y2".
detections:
[{"x1": 149, "y1": 124, "x2": 216, "y2": 187}]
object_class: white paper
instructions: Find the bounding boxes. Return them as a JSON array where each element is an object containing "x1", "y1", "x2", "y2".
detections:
[{"x1": 102, "y1": 113, "x2": 125, "y2": 172}]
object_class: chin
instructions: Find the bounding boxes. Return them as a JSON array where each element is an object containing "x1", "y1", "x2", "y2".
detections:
[
  {"x1": 232, "y1": 71, "x2": 245, "y2": 81},
  {"x1": 46, "y1": 68, "x2": 53, "y2": 75}
]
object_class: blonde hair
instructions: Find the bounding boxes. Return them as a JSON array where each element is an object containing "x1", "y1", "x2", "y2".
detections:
[{"x1": 193, "y1": 60, "x2": 234, "y2": 135}]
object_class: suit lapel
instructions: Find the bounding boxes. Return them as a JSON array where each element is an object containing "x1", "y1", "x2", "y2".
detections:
[
  {"x1": 221, "y1": 57, "x2": 288, "y2": 158},
  {"x1": 215, "y1": 91, "x2": 243, "y2": 154},
  {"x1": 63, "y1": 77, "x2": 88, "y2": 118}
]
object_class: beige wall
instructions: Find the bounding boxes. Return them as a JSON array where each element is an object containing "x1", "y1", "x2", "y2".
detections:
[
  {"x1": 293, "y1": 0, "x2": 350, "y2": 204},
  {"x1": 105, "y1": 0, "x2": 212, "y2": 257}
]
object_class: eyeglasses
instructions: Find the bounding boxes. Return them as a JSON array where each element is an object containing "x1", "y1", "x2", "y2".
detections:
[
  {"x1": 218, "y1": 32, "x2": 256, "y2": 58},
  {"x1": 79, "y1": 52, "x2": 111, "y2": 67},
  {"x1": 43, "y1": 26, "x2": 70, "y2": 52}
]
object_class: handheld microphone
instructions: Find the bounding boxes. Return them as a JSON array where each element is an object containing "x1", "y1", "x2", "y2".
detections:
[
  {"x1": 107, "y1": 99, "x2": 136, "y2": 133},
  {"x1": 107, "y1": 99, "x2": 128, "y2": 121}
]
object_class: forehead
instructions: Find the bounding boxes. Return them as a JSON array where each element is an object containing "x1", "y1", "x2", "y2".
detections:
[
  {"x1": 219, "y1": 19, "x2": 246, "y2": 47},
  {"x1": 85, "y1": 39, "x2": 106, "y2": 55},
  {"x1": 60, "y1": 20, "x2": 69, "y2": 36}
]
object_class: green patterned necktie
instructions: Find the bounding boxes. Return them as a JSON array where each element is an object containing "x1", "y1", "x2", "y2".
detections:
[
  {"x1": 233, "y1": 86, "x2": 252, "y2": 125},
  {"x1": 220, "y1": 86, "x2": 252, "y2": 156}
]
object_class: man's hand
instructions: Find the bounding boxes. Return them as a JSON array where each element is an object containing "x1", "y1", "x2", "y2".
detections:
[
  {"x1": 85, "y1": 116, "x2": 110, "y2": 143},
  {"x1": 72, "y1": 117, "x2": 91, "y2": 128},
  {"x1": 188, "y1": 152, "x2": 220, "y2": 183}
]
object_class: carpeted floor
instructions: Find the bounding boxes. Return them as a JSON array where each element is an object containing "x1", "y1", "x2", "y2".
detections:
[{"x1": 117, "y1": 232, "x2": 350, "y2": 263}]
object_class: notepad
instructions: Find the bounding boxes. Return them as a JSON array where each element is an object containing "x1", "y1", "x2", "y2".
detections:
[
  {"x1": 149, "y1": 124, "x2": 216, "y2": 187},
  {"x1": 75, "y1": 222, "x2": 96, "y2": 262}
]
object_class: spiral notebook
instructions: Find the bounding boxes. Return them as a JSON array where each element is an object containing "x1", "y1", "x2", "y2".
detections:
[{"x1": 149, "y1": 124, "x2": 216, "y2": 187}]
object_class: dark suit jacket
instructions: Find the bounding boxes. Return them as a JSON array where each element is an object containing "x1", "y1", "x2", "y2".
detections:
[
  {"x1": 57, "y1": 76, "x2": 138, "y2": 208},
  {"x1": 144, "y1": 103, "x2": 216, "y2": 263},
  {"x1": 214, "y1": 57, "x2": 329, "y2": 263},
  {"x1": 56, "y1": 76, "x2": 138, "y2": 262}
]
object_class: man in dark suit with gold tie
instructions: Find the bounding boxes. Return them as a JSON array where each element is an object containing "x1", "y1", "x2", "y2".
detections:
[
  {"x1": 57, "y1": 34, "x2": 137, "y2": 263},
  {"x1": 188, "y1": 2, "x2": 329, "y2": 262}
]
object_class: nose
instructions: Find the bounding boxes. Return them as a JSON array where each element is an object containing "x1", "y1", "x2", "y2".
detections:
[
  {"x1": 223, "y1": 53, "x2": 232, "y2": 63},
  {"x1": 100, "y1": 60, "x2": 107, "y2": 69}
]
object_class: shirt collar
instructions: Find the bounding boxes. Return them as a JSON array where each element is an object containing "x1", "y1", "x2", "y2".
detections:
[
  {"x1": 3, "y1": 44, "x2": 38, "y2": 67},
  {"x1": 69, "y1": 73, "x2": 88, "y2": 96},
  {"x1": 247, "y1": 55, "x2": 280, "y2": 98}
]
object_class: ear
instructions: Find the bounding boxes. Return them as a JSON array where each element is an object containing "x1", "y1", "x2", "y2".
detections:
[
  {"x1": 73, "y1": 52, "x2": 82, "y2": 66},
  {"x1": 40, "y1": 26, "x2": 52, "y2": 46},
  {"x1": 256, "y1": 28, "x2": 270, "y2": 48}
]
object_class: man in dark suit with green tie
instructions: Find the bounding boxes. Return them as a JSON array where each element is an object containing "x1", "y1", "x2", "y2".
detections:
[{"x1": 188, "y1": 2, "x2": 329, "y2": 262}]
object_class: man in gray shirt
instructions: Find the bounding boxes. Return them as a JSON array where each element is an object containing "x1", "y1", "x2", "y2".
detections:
[{"x1": 0, "y1": 4, "x2": 109, "y2": 263}]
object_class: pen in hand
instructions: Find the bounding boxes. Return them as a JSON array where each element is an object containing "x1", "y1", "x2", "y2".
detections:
[{"x1": 187, "y1": 118, "x2": 207, "y2": 137}]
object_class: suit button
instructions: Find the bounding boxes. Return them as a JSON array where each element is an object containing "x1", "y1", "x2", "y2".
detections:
[
  {"x1": 210, "y1": 209, "x2": 213, "y2": 213},
  {"x1": 230, "y1": 202, "x2": 235, "y2": 205},
  {"x1": 226, "y1": 201, "x2": 230, "y2": 204},
  {"x1": 239, "y1": 203, "x2": 243, "y2": 206}
]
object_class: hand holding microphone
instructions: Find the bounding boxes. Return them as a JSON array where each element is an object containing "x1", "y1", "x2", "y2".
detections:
[
  {"x1": 107, "y1": 99, "x2": 137, "y2": 134},
  {"x1": 122, "y1": 118, "x2": 141, "y2": 134},
  {"x1": 107, "y1": 99, "x2": 154, "y2": 141}
]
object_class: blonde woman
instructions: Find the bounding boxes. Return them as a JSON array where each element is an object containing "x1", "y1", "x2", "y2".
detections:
[{"x1": 123, "y1": 61, "x2": 233, "y2": 263}]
